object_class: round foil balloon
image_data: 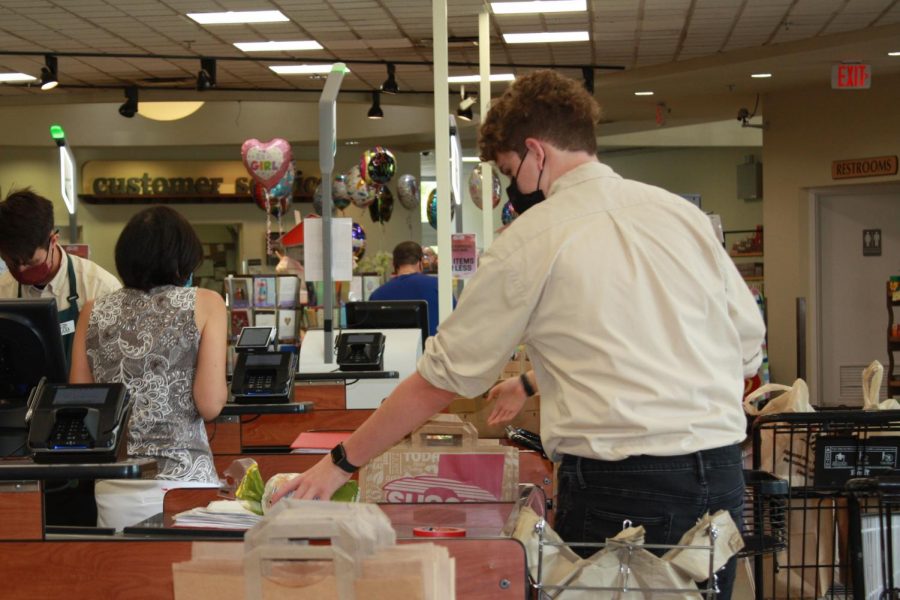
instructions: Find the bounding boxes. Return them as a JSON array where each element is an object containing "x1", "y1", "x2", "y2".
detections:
[
  {"x1": 351, "y1": 222, "x2": 367, "y2": 259},
  {"x1": 360, "y1": 146, "x2": 397, "y2": 185},
  {"x1": 269, "y1": 165, "x2": 295, "y2": 202},
  {"x1": 426, "y1": 189, "x2": 455, "y2": 230},
  {"x1": 332, "y1": 174, "x2": 351, "y2": 210},
  {"x1": 345, "y1": 165, "x2": 373, "y2": 208},
  {"x1": 396, "y1": 174, "x2": 419, "y2": 210},
  {"x1": 467, "y1": 164, "x2": 502, "y2": 210},
  {"x1": 313, "y1": 175, "x2": 352, "y2": 215},
  {"x1": 368, "y1": 185, "x2": 394, "y2": 224},
  {"x1": 501, "y1": 200, "x2": 518, "y2": 225},
  {"x1": 253, "y1": 181, "x2": 292, "y2": 216}
]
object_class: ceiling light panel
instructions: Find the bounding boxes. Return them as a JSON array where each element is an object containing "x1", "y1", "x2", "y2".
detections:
[
  {"x1": 234, "y1": 41, "x2": 323, "y2": 52},
  {"x1": 187, "y1": 11, "x2": 289, "y2": 25},
  {"x1": 491, "y1": 0, "x2": 586, "y2": 14},
  {"x1": 0, "y1": 73, "x2": 37, "y2": 82},
  {"x1": 448, "y1": 73, "x2": 516, "y2": 83},
  {"x1": 270, "y1": 64, "x2": 344, "y2": 75},
  {"x1": 502, "y1": 31, "x2": 590, "y2": 43}
]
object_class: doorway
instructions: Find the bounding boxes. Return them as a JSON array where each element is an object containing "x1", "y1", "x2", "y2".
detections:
[{"x1": 813, "y1": 185, "x2": 900, "y2": 406}]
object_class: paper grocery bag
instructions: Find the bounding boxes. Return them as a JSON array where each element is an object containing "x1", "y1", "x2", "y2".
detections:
[
  {"x1": 763, "y1": 498, "x2": 837, "y2": 599},
  {"x1": 555, "y1": 530, "x2": 700, "y2": 599},
  {"x1": 663, "y1": 510, "x2": 744, "y2": 581},
  {"x1": 511, "y1": 505, "x2": 580, "y2": 585},
  {"x1": 360, "y1": 414, "x2": 519, "y2": 503}
]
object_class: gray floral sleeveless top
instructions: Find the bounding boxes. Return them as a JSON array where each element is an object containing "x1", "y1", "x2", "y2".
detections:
[{"x1": 85, "y1": 286, "x2": 218, "y2": 483}]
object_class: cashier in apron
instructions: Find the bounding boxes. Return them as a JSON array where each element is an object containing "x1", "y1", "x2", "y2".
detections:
[{"x1": 18, "y1": 255, "x2": 79, "y2": 366}]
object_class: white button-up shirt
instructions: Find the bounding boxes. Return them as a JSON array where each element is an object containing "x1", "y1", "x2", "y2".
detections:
[
  {"x1": 0, "y1": 248, "x2": 121, "y2": 313},
  {"x1": 418, "y1": 161, "x2": 766, "y2": 462}
]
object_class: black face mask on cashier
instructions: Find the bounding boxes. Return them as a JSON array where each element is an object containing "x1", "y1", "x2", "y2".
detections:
[{"x1": 506, "y1": 148, "x2": 546, "y2": 215}]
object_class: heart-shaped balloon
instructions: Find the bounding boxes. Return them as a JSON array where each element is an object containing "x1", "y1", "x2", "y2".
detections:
[{"x1": 241, "y1": 138, "x2": 293, "y2": 190}]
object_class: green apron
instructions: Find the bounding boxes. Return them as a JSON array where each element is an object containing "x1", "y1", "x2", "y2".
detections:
[{"x1": 19, "y1": 255, "x2": 79, "y2": 368}]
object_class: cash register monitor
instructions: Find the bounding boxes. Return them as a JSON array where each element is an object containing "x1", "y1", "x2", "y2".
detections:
[
  {"x1": 0, "y1": 298, "x2": 68, "y2": 456},
  {"x1": 344, "y1": 300, "x2": 429, "y2": 350}
]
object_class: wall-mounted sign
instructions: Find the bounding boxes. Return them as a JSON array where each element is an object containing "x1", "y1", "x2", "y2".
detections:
[
  {"x1": 451, "y1": 233, "x2": 477, "y2": 279},
  {"x1": 831, "y1": 156, "x2": 898, "y2": 180},
  {"x1": 831, "y1": 63, "x2": 871, "y2": 90},
  {"x1": 79, "y1": 160, "x2": 321, "y2": 204},
  {"x1": 863, "y1": 229, "x2": 882, "y2": 257}
]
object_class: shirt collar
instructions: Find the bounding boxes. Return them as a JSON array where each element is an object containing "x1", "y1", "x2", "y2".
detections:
[
  {"x1": 548, "y1": 160, "x2": 620, "y2": 198},
  {"x1": 37, "y1": 246, "x2": 69, "y2": 294}
]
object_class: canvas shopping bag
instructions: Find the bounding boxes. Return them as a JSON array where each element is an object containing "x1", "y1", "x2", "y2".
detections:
[{"x1": 744, "y1": 379, "x2": 816, "y2": 487}]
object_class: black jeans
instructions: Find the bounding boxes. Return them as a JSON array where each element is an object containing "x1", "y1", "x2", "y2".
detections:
[{"x1": 554, "y1": 443, "x2": 744, "y2": 599}]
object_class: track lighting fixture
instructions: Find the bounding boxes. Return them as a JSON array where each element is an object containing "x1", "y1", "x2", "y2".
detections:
[
  {"x1": 40, "y1": 55, "x2": 58, "y2": 91},
  {"x1": 380, "y1": 63, "x2": 398, "y2": 94},
  {"x1": 367, "y1": 90, "x2": 383, "y2": 119},
  {"x1": 196, "y1": 58, "x2": 217, "y2": 91},
  {"x1": 456, "y1": 86, "x2": 476, "y2": 122},
  {"x1": 119, "y1": 86, "x2": 139, "y2": 118},
  {"x1": 582, "y1": 66, "x2": 594, "y2": 94}
]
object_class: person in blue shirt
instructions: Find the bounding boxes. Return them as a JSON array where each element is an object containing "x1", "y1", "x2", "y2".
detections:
[{"x1": 369, "y1": 241, "x2": 453, "y2": 338}]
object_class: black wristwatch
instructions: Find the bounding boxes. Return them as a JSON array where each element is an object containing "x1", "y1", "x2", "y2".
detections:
[
  {"x1": 519, "y1": 373, "x2": 536, "y2": 397},
  {"x1": 330, "y1": 442, "x2": 359, "y2": 474}
]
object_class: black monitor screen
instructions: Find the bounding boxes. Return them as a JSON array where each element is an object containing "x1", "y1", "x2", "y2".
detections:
[
  {"x1": 344, "y1": 301, "x2": 429, "y2": 350},
  {"x1": 52, "y1": 387, "x2": 109, "y2": 406},
  {"x1": 0, "y1": 298, "x2": 68, "y2": 401}
]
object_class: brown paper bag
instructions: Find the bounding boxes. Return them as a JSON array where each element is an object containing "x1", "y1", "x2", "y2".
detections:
[
  {"x1": 763, "y1": 498, "x2": 837, "y2": 598},
  {"x1": 359, "y1": 414, "x2": 519, "y2": 503},
  {"x1": 556, "y1": 541, "x2": 700, "y2": 599},
  {"x1": 663, "y1": 510, "x2": 744, "y2": 581},
  {"x1": 512, "y1": 505, "x2": 581, "y2": 585}
]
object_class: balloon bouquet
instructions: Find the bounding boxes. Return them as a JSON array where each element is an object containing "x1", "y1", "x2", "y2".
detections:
[{"x1": 241, "y1": 138, "x2": 294, "y2": 258}]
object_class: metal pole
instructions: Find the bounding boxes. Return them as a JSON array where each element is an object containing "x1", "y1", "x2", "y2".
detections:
[
  {"x1": 433, "y1": 0, "x2": 452, "y2": 325},
  {"x1": 479, "y1": 7, "x2": 494, "y2": 251},
  {"x1": 318, "y1": 63, "x2": 348, "y2": 363}
]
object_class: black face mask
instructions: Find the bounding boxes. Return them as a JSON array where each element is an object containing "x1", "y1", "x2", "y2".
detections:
[{"x1": 506, "y1": 149, "x2": 546, "y2": 215}]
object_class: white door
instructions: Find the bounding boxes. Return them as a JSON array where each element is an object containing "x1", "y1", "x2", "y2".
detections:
[{"x1": 817, "y1": 187, "x2": 900, "y2": 406}]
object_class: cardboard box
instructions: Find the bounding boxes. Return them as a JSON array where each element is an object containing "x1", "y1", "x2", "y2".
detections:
[
  {"x1": 448, "y1": 391, "x2": 540, "y2": 439},
  {"x1": 359, "y1": 414, "x2": 519, "y2": 504}
]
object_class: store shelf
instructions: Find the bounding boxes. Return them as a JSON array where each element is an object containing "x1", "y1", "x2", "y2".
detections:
[
  {"x1": 730, "y1": 251, "x2": 764, "y2": 258},
  {"x1": 743, "y1": 276, "x2": 765, "y2": 282}
]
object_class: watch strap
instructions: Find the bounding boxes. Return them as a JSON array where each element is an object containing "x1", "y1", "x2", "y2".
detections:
[{"x1": 519, "y1": 373, "x2": 536, "y2": 397}]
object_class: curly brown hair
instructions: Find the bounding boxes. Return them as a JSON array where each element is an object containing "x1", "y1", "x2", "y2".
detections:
[{"x1": 478, "y1": 69, "x2": 601, "y2": 161}]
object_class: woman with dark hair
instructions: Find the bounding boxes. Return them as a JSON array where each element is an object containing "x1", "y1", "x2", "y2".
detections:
[{"x1": 70, "y1": 206, "x2": 227, "y2": 529}]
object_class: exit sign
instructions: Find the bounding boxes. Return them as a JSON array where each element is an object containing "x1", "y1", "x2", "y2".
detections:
[{"x1": 831, "y1": 63, "x2": 871, "y2": 89}]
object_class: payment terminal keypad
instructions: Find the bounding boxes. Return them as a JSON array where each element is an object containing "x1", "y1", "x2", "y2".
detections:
[
  {"x1": 246, "y1": 372, "x2": 275, "y2": 393},
  {"x1": 49, "y1": 416, "x2": 93, "y2": 448}
]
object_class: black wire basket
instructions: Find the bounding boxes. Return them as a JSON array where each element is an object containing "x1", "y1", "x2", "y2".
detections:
[{"x1": 738, "y1": 469, "x2": 789, "y2": 557}]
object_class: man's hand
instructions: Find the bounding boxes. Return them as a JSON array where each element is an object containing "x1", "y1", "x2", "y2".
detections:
[
  {"x1": 486, "y1": 375, "x2": 529, "y2": 425},
  {"x1": 268, "y1": 456, "x2": 351, "y2": 507}
]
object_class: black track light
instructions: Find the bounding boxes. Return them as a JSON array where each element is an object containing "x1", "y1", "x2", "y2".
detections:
[
  {"x1": 367, "y1": 90, "x2": 383, "y2": 119},
  {"x1": 40, "y1": 55, "x2": 58, "y2": 91},
  {"x1": 119, "y1": 86, "x2": 139, "y2": 118},
  {"x1": 582, "y1": 66, "x2": 594, "y2": 94},
  {"x1": 456, "y1": 86, "x2": 476, "y2": 122},
  {"x1": 380, "y1": 63, "x2": 398, "y2": 94},
  {"x1": 196, "y1": 58, "x2": 217, "y2": 91}
]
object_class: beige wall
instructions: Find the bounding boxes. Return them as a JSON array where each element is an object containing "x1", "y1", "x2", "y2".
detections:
[
  {"x1": 602, "y1": 147, "x2": 763, "y2": 232},
  {"x1": 1, "y1": 144, "x2": 421, "y2": 277},
  {"x1": 762, "y1": 72, "x2": 900, "y2": 385}
]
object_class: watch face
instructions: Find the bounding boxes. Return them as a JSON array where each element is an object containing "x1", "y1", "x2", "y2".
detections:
[{"x1": 331, "y1": 443, "x2": 345, "y2": 464}]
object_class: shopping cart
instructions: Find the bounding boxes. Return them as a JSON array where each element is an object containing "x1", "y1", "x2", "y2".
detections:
[
  {"x1": 504, "y1": 469, "x2": 787, "y2": 599},
  {"x1": 750, "y1": 409, "x2": 900, "y2": 599},
  {"x1": 847, "y1": 475, "x2": 900, "y2": 600}
]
